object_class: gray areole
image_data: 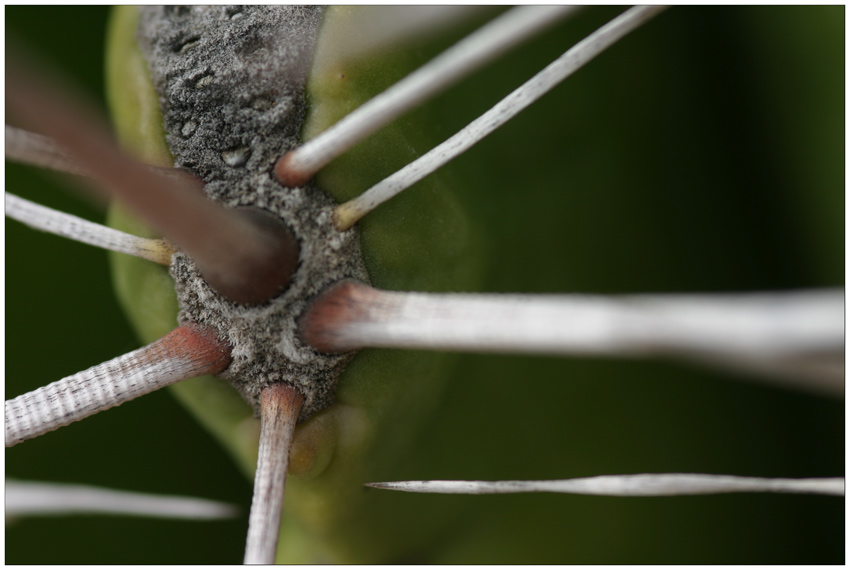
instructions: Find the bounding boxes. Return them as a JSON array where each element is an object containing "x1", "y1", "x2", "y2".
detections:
[{"x1": 137, "y1": 5, "x2": 369, "y2": 420}]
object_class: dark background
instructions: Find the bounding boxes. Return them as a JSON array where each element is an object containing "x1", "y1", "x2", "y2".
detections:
[{"x1": 6, "y1": 6, "x2": 843, "y2": 564}]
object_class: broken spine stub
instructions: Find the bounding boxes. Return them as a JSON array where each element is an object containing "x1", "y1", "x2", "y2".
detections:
[{"x1": 138, "y1": 6, "x2": 370, "y2": 421}]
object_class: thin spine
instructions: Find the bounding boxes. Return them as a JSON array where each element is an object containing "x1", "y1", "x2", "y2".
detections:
[
  {"x1": 300, "y1": 282, "x2": 844, "y2": 395},
  {"x1": 6, "y1": 192, "x2": 174, "y2": 265},
  {"x1": 333, "y1": 5, "x2": 667, "y2": 230},
  {"x1": 244, "y1": 384, "x2": 304, "y2": 565},
  {"x1": 4, "y1": 325, "x2": 232, "y2": 447},
  {"x1": 6, "y1": 479, "x2": 238, "y2": 520},
  {"x1": 5, "y1": 124, "x2": 88, "y2": 176},
  {"x1": 276, "y1": 5, "x2": 580, "y2": 187},
  {"x1": 366, "y1": 474, "x2": 845, "y2": 497}
]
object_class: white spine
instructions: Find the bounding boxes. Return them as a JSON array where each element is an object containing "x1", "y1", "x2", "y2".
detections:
[
  {"x1": 244, "y1": 385, "x2": 303, "y2": 565},
  {"x1": 289, "y1": 5, "x2": 580, "y2": 178},
  {"x1": 6, "y1": 479, "x2": 238, "y2": 520},
  {"x1": 331, "y1": 289, "x2": 842, "y2": 355},
  {"x1": 326, "y1": 288, "x2": 844, "y2": 395},
  {"x1": 5, "y1": 332, "x2": 219, "y2": 447},
  {"x1": 6, "y1": 193, "x2": 173, "y2": 265},
  {"x1": 336, "y1": 6, "x2": 666, "y2": 227},
  {"x1": 369, "y1": 474, "x2": 845, "y2": 497}
]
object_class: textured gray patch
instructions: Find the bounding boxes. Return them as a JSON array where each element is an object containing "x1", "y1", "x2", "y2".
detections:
[{"x1": 138, "y1": 6, "x2": 369, "y2": 420}]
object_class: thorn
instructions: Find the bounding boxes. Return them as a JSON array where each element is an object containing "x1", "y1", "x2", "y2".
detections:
[
  {"x1": 5, "y1": 324, "x2": 232, "y2": 447},
  {"x1": 324, "y1": 6, "x2": 669, "y2": 225},
  {"x1": 301, "y1": 285, "x2": 843, "y2": 396},
  {"x1": 363, "y1": 475, "x2": 846, "y2": 497},
  {"x1": 5, "y1": 192, "x2": 176, "y2": 265},
  {"x1": 6, "y1": 479, "x2": 240, "y2": 520},
  {"x1": 244, "y1": 383, "x2": 304, "y2": 565}
]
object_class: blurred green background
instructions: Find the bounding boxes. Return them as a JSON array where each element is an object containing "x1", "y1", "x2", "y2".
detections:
[{"x1": 6, "y1": 6, "x2": 843, "y2": 564}]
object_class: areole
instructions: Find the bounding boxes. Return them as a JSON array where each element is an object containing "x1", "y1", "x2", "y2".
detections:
[{"x1": 137, "y1": 6, "x2": 370, "y2": 419}]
